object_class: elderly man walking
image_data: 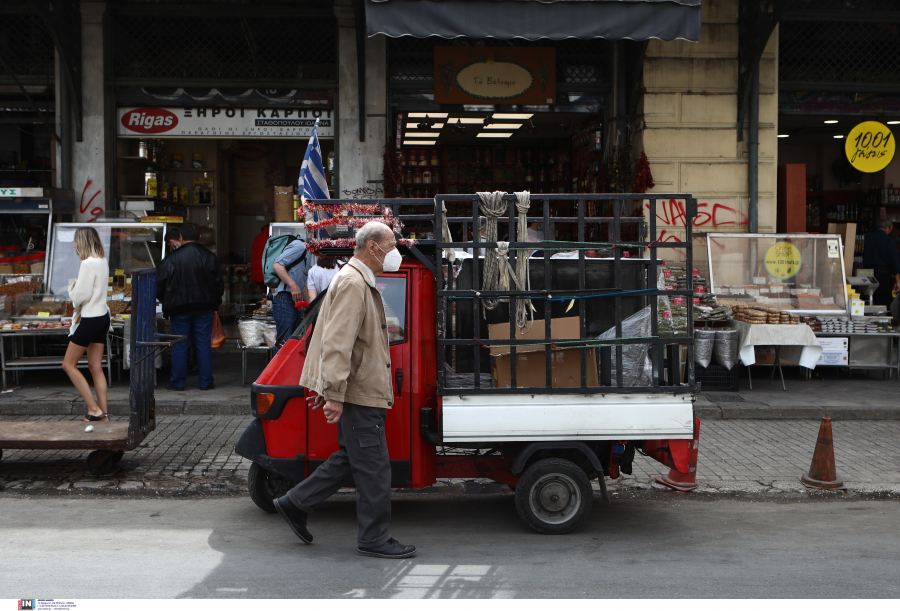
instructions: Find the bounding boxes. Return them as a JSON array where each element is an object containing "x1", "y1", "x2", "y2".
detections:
[{"x1": 273, "y1": 221, "x2": 416, "y2": 559}]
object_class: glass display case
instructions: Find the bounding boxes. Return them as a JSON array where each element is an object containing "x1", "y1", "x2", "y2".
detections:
[
  {"x1": 48, "y1": 223, "x2": 166, "y2": 298},
  {"x1": 706, "y1": 233, "x2": 848, "y2": 315}
]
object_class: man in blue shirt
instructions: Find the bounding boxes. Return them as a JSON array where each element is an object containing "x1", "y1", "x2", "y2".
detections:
[
  {"x1": 862, "y1": 219, "x2": 900, "y2": 307},
  {"x1": 272, "y1": 238, "x2": 313, "y2": 346}
]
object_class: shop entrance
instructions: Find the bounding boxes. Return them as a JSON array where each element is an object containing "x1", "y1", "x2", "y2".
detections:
[{"x1": 114, "y1": 135, "x2": 335, "y2": 329}]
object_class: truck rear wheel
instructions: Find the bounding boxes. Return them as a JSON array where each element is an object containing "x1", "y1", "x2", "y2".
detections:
[
  {"x1": 515, "y1": 458, "x2": 593, "y2": 534},
  {"x1": 248, "y1": 462, "x2": 292, "y2": 514}
]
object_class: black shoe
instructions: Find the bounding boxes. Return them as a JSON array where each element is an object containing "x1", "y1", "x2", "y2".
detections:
[
  {"x1": 274, "y1": 495, "x2": 313, "y2": 544},
  {"x1": 357, "y1": 538, "x2": 416, "y2": 559},
  {"x1": 199, "y1": 383, "x2": 215, "y2": 391},
  {"x1": 165, "y1": 383, "x2": 184, "y2": 391}
]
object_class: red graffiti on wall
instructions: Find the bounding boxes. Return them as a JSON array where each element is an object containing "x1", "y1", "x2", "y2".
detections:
[
  {"x1": 80, "y1": 180, "x2": 103, "y2": 221},
  {"x1": 645, "y1": 199, "x2": 749, "y2": 229}
]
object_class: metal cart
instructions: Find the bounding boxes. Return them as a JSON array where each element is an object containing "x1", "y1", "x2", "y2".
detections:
[{"x1": 0, "y1": 269, "x2": 183, "y2": 475}]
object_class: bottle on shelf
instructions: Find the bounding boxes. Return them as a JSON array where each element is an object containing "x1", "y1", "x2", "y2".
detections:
[{"x1": 431, "y1": 151, "x2": 439, "y2": 166}]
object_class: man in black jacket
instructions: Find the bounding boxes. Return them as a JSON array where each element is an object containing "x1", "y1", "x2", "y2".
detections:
[{"x1": 157, "y1": 223, "x2": 225, "y2": 391}]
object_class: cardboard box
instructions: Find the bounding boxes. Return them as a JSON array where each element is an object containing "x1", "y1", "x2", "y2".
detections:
[
  {"x1": 818, "y1": 337, "x2": 849, "y2": 352},
  {"x1": 274, "y1": 186, "x2": 294, "y2": 222},
  {"x1": 489, "y1": 317, "x2": 598, "y2": 389},
  {"x1": 754, "y1": 346, "x2": 777, "y2": 365},
  {"x1": 827, "y1": 223, "x2": 856, "y2": 278}
]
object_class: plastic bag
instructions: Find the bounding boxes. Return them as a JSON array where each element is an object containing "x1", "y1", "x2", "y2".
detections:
[
  {"x1": 263, "y1": 324, "x2": 278, "y2": 349},
  {"x1": 694, "y1": 329, "x2": 716, "y2": 368},
  {"x1": 597, "y1": 306, "x2": 652, "y2": 387},
  {"x1": 211, "y1": 312, "x2": 226, "y2": 349},
  {"x1": 238, "y1": 318, "x2": 265, "y2": 346},
  {"x1": 713, "y1": 328, "x2": 738, "y2": 370}
]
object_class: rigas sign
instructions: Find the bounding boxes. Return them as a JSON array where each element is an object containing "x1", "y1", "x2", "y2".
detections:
[{"x1": 117, "y1": 107, "x2": 334, "y2": 138}]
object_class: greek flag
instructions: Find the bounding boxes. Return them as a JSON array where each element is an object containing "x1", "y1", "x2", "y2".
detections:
[{"x1": 299, "y1": 118, "x2": 330, "y2": 203}]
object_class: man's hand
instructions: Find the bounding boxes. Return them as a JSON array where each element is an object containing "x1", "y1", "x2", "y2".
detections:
[
  {"x1": 309, "y1": 393, "x2": 343, "y2": 423},
  {"x1": 307, "y1": 394, "x2": 325, "y2": 410},
  {"x1": 323, "y1": 400, "x2": 343, "y2": 424},
  {"x1": 289, "y1": 281, "x2": 304, "y2": 303}
]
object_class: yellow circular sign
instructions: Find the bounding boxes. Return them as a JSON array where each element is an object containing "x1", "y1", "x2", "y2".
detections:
[
  {"x1": 764, "y1": 242, "x2": 802, "y2": 279},
  {"x1": 845, "y1": 121, "x2": 895, "y2": 173}
]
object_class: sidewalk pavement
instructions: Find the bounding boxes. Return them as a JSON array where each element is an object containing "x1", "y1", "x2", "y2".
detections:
[
  {"x1": 1, "y1": 353, "x2": 898, "y2": 420},
  {"x1": 1, "y1": 415, "x2": 899, "y2": 497}
]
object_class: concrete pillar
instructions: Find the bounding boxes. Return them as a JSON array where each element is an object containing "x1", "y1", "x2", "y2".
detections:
[
  {"x1": 71, "y1": 2, "x2": 109, "y2": 221},
  {"x1": 335, "y1": 5, "x2": 387, "y2": 200}
]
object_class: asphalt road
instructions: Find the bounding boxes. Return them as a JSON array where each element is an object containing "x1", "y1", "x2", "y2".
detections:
[{"x1": 1, "y1": 492, "x2": 898, "y2": 599}]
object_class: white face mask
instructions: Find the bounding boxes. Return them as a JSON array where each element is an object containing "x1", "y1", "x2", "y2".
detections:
[{"x1": 376, "y1": 243, "x2": 402, "y2": 272}]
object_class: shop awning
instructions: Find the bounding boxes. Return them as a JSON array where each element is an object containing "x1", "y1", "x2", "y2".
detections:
[{"x1": 365, "y1": 0, "x2": 702, "y2": 42}]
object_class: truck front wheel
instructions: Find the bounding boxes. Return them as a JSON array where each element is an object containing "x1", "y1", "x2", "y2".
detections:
[
  {"x1": 248, "y1": 462, "x2": 292, "y2": 514},
  {"x1": 515, "y1": 458, "x2": 593, "y2": 534}
]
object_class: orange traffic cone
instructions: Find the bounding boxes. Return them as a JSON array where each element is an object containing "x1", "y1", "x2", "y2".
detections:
[
  {"x1": 800, "y1": 417, "x2": 844, "y2": 489},
  {"x1": 655, "y1": 418, "x2": 700, "y2": 492}
]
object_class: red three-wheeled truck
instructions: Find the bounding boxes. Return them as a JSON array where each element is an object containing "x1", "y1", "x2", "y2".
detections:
[{"x1": 236, "y1": 193, "x2": 700, "y2": 534}]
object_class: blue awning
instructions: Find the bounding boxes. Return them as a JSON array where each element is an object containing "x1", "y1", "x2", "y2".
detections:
[{"x1": 366, "y1": 0, "x2": 702, "y2": 42}]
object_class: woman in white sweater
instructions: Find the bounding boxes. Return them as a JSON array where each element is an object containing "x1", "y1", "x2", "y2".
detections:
[{"x1": 65, "y1": 227, "x2": 111, "y2": 422}]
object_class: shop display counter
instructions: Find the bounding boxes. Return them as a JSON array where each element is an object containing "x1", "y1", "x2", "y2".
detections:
[
  {"x1": 0, "y1": 223, "x2": 164, "y2": 388},
  {"x1": 707, "y1": 233, "x2": 849, "y2": 315}
]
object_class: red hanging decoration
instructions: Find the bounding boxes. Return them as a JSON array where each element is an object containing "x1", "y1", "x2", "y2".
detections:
[
  {"x1": 632, "y1": 152, "x2": 655, "y2": 194},
  {"x1": 383, "y1": 140, "x2": 403, "y2": 198}
]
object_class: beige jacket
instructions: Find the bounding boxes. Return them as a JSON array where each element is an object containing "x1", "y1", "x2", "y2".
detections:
[{"x1": 299, "y1": 258, "x2": 393, "y2": 408}]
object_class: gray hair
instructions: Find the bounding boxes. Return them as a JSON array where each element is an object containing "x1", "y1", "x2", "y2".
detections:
[
  {"x1": 878, "y1": 219, "x2": 893, "y2": 230},
  {"x1": 354, "y1": 221, "x2": 392, "y2": 253}
]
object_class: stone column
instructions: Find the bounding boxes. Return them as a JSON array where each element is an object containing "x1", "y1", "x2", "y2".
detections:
[
  {"x1": 335, "y1": 4, "x2": 387, "y2": 200},
  {"x1": 71, "y1": 2, "x2": 109, "y2": 221}
]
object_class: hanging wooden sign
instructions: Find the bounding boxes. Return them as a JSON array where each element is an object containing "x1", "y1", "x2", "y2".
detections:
[{"x1": 434, "y1": 47, "x2": 555, "y2": 105}]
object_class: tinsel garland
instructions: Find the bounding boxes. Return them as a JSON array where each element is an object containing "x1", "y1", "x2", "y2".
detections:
[
  {"x1": 301, "y1": 202, "x2": 384, "y2": 216},
  {"x1": 306, "y1": 215, "x2": 404, "y2": 232},
  {"x1": 305, "y1": 237, "x2": 418, "y2": 258}
]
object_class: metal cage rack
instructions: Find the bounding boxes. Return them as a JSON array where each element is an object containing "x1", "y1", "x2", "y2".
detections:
[{"x1": 309, "y1": 194, "x2": 697, "y2": 396}]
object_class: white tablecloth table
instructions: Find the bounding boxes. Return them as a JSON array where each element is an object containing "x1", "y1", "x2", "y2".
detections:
[{"x1": 730, "y1": 320, "x2": 823, "y2": 370}]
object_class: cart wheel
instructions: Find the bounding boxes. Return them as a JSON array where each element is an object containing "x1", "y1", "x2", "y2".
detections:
[
  {"x1": 515, "y1": 457, "x2": 593, "y2": 535},
  {"x1": 111, "y1": 450, "x2": 125, "y2": 465},
  {"x1": 86, "y1": 451, "x2": 115, "y2": 476},
  {"x1": 248, "y1": 462, "x2": 293, "y2": 514}
]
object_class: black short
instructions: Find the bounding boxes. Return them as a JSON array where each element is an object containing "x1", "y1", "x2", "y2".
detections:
[{"x1": 69, "y1": 312, "x2": 110, "y2": 347}]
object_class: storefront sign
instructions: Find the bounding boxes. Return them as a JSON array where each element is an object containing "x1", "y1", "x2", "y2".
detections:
[
  {"x1": 434, "y1": 47, "x2": 555, "y2": 104},
  {"x1": 764, "y1": 242, "x2": 803, "y2": 279},
  {"x1": 0, "y1": 188, "x2": 23, "y2": 197},
  {"x1": 845, "y1": 120, "x2": 895, "y2": 173},
  {"x1": 117, "y1": 107, "x2": 334, "y2": 138}
]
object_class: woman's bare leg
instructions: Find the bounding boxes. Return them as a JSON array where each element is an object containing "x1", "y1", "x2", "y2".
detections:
[
  {"x1": 62, "y1": 342, "x2": 101, "y2": 417},
  {"x1": 87, "y1": 342, "x2": 107, "y2": 416}
]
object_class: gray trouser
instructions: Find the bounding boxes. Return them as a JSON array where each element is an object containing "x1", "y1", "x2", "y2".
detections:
[{"x1": 287, "y1": 402, "x2": 392, "y2": 548}]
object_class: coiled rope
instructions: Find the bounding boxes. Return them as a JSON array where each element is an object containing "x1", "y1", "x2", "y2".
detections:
[
  {"x1": 476, "y1": 191, "x2": 508, "y2": 312},
  {"x1": 512, "y1": 191, "x2": 533, "y2": 332},
  {"x1": 475, "y1": 191, "x2": 534, "y2": 332}
]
